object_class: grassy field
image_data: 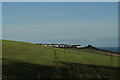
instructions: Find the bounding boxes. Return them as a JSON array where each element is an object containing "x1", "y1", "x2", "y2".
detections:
[{"x1": 2, "y1": 40, "x2": 120, "y2": 79}]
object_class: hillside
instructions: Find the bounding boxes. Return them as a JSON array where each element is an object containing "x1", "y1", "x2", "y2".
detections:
[{"x1": 2, "y1": 40, "x2": 120, "y2": 79}]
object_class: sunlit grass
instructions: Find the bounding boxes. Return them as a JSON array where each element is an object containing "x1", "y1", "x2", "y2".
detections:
[{"x1": 2, "y1": 40, "x2": 119, "y2": 78}]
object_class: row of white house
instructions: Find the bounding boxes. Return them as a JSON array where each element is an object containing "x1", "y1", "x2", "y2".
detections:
[{"x1": 38, "y1": 43, "x2": 81, "y2": 48}]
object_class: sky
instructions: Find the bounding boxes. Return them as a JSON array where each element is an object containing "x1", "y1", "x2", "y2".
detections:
[
  {"x1": 2, "y1": 2, "x2": 118, "y2": 47},
  {"x1": 1, "y1": 0, "x2": 120, "y2": 2},
  {"x1": 0, "y1": 2, "x2": 2, "y2": 40}
]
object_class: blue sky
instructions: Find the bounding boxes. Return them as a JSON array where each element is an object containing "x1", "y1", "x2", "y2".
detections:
[
  {"x1": 2, "y1": 0, "x2": 119, "y2": 2},
  {"x1": 0, "y1": 2, "x2": 2, "y2": 40},
  {"x1": 2, "y1": 2, "x2": 118, "y2": 47}
]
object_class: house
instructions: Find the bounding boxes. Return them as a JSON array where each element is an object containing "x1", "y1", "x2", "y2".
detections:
[
  {"x1": 38, "y1": 43, "x2": 81, "y2": 49},
  {"x1": 54, "y1": 44, "x2": 59, "y2": 48},
  {"x1": 71, "y1": 45, "x2": 81, "y2": 48},
  {"x1": 76, "y1": 45, "x2": 81, "y2": 48}
]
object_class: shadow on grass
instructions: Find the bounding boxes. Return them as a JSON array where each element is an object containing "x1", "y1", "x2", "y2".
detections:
[{"x1": 2, "y1": 58, "x2": 119, "y2": 79}]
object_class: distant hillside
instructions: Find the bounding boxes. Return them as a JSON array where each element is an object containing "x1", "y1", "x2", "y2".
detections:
[
  {"x1": 76, "y1": 45, "x2": 120, "y2": 57},
  {"x1": 2, "y1": 40, "x2": 119, "y2": 79}
]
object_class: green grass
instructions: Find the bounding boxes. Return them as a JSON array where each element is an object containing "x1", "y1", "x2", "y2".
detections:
[{"x1": 2, "y1": 40, "x2": 120, "y2": 79}]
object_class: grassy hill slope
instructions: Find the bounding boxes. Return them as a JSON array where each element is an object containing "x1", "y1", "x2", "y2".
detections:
[{"x1": 2, "y1": 40, "x2": 120, "y2": 79}]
